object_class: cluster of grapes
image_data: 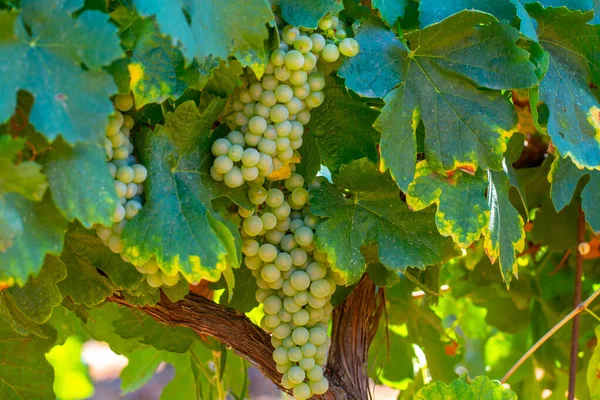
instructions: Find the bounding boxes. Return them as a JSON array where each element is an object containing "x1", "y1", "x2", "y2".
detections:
[
  {"x1": 96, "y1": 94, "x2": 180, "y2": 288},
  {"x1": 209, "y1": 14, "x2": 357, "y2": 400},
  {"x1": 210, "y1": 18, "x2": 358, "y2": 189}
]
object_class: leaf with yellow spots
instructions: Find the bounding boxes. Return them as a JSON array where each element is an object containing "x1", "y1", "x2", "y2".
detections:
[
  {"x1": 528, "y1": 5, "x2": 600, "y2": 169},
  {"x1": 348, "y1": 13, "x2": 538, "y2": 190},
  {"x1": 309, "y1": 158, "x2": 457, "y2": 284},
  {"x1": 407, "y1": 160, "x2": 489, "y2": 248},
  {"x1": 483, "y1": 165, "x2": 525, "y2": 285},
  {"x1": 121, "y1": 100, "x2": 246, "y2": 284}
]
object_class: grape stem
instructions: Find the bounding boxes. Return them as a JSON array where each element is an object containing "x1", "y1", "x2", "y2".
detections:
[{"x1": 108, "y1": 275, "x2": 383, "y2": 399}]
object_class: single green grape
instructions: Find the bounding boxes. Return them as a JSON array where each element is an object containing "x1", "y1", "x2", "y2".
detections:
[
  {"x1": 291, "y1": 187, "x2": 309, "y2": 206},
  {"x1": 113, "y1": 203, "x2": 126, "y2": 223},
  {"x1": 273, "y1": 201, "x2": 292, "y2": 220},
  {"x1": 285, "y1": 97, "x2": 303, "y2": 115},
  {"x1": 242, "y1": 148, "x2": 260, "y2": 166},
  {"x1": 282, "y1": 25, "x2": 300, "y2": 45},
  {"x1": 243, "y1": 215, "x2": 263, "y2": 236},
  {"x1": 258, "y1": 138, "x2": 277, "y2": 155},
  {"x1": 310, "y1": 279, "x2": 331, "y2": 298},
  {"x1": 245, "y1": 255, "x2": 262, "y2": 270},
  {"x1": 274, "y1": 65, "x2": 291, "y2": 81},
  {"x1": 289, "y1": 69, "x2": 308, "y2": 86},
  {"x1": 261, "y1": 264, "x2": 281, "y2": 283},
  {"x1": 160, "y1": 272, "x2": 179, "y2": 287},
  {"x1": 293, "y1": 308, "x2": 310, "y2": 326},
  {"x1": 302, "y1": 52, "x2": 317, "y2": 71},
  {"x1": 273, "y1": 346, "x2": 289, "y2": 364},
  {"x1": 261, "y1": 212, "x2": 278, "y2": 230},
  {"x1": 146, "y1": 272, "x2": 163, "y2": 288},
  {"x1": 243, "y1": 102, "x2": 255, "y2": 118},
  {"x1": 273, "y1": 323, "x2": 292, "y2": 339},
  {"x1": 262, "y1": 74, "x2": 279, "y2": 91},
  {"x1": 212, "y1": 138, "x2": 232, "y2": 157},
  {"x1": 131, "y1": 164, "x2": 148, "y2": 183},
  {"x1": 321, "y1": 43, "x2": 340, "y2": 62},
  {"x1": 292, "y1": 327, "x2": 309, "y2": 345},
  {"x1": 275, "y1": 252, "x2": 293, "y2": 271},
  {"x1": 249, "y1": 82, "x2": 263, "y2": 101},
  {"x1": 242, "y1": 239, "x2": 260, "y2": 257},
  {"x1": 275, "y1": 120, "x2": 292, "y2": 137},
  {"x1": 294, "y1": 226, "x2": 314, "y2": 247},
  {"x1": 241, "y1": 165, "x2": 259, "y2": 181},
  {"x1": 307, "y1": 73, "x2": 326, "y2": 92},
  {"x1": 296, "y1": 110, "x2": 311, "y2": 125},
  {"x1": 318, "y1": 16, "x2": 332, "y2": 30},
  {"x1": 288, "y1": 346, "x2": 303, "y2": 362},
  {"x1": 248, "y1": 186, "x2": 267, "y2": 205},
  {"x1": 306, "y1": 91, "x2": 325, "y2": 108},
  {"x1": 282, "y1": 280, "x2": 298, "y2": 296},
  {"x1": 294, "y1": 35, "x2": 313, "y2": 53},
  {"x1": 271, "y1": 49, "x2": 286, "y2": 66},
  {"x1": 289, "y1": 121, "x2": 304, "y2": 139},
  {"x1": 116, "y1": 165, "x2": 134, "y2": 183},
  {"x1": 299, "y1": 357, "x2": 316, "y2": 371},
  {"x1": 114, "y1": 93, "x2": 134, "y2": 112},
  {"x1": 260, "y1": 90, "x2": 277, "y2": 107},
  {"x1": 280, "y1": 233, "x2": 298, "y2": 252},
  {"x1": 339, "y1": 38, "x2": 360, "y2": 57},
  {"x1": 227, "y1": 130, "x2": 245, "y2": 146},
  {"x1": 309, "y1": 327, "x2": 327, "y2": 346},
  {"x1": 284, "y1": 50, "x2": 305, "y2": 70},
  {"x1": 257, "y1": 153, "x2": 273, "y2": 171},
  {"x1": 224, "y1": 166, "x2": 244, "y2": 187},
  {"x1": 264, "y1": 295, "x2": 283, "y2": 314},
  {"x1": 244, "y1": 132, "x2": 262, "y2": 147},
  {"x1": 290, "y1": 270, "x2": 311, "y2": 291},
  {"x1": 259, "y1": 243, "x2": 278, "y2": 262},
  {"x1": 227, "y1": 144, "x2": 244, "y2": 162},
  {"x1": 293, "y1": 383, "x2": 312, "y2": 400},
  {"x1": 213, "y1": 155, "x2": 234, "y2": 174},
  {"x1": 308, "y1": 293, "x2": 328, "y2": 308},
  {"x1": 265, "y1": 228, "x2": 285, "y2": 245},
  {"x1": 275, "y1": 84, "x2": 293, "y2": 103},
  {"x1": 310, "y1": 377, "x2": 329, "y2": 395},
  {"x1": 307, "y1": 365, "x2": 324, "y2": 381}
]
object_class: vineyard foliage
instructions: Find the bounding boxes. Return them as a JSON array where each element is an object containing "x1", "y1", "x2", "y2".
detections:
[{"x1": 0, "y1": 0, "x2": 599, "y2": 399}]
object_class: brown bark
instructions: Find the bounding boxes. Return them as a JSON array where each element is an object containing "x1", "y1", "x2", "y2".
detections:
[{"x1": 108, "y1": 275, "x2": 383, "y2": 399}]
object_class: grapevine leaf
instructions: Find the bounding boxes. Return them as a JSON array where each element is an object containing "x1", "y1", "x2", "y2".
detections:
[
  {"x1": 113, "y1": 307, "x2": 198, "y2": 353},
  {"x1": 280, "y1": 0, "x2": 345, "y2": 28},
  {"x1": 338, "y1": 19, "x2": 405, "y2": 98},
  {"x1": 0, "y1": 194, "x2": 67, "y2": 286},
  {"x1": 122, "y1": 100, "x2": 246, "y2": 283},
  {"x1": 220, "y1": 267, "x2": 259, "y2": 313},
  {"x1": 124, "y1": 19, "x2": 211, "y2": 108},
  {"x1": 529, "y1": 5, "x2": 600, "y2": 169},
  {"x1": 415, "y1": 375, "x2": 517, "y2": 399},
  {"x1": 295, "y1": 128, "x2": 322, "y2": 183},
  {"x1": 132, "y1": 0, "x2": 274, "y2": 77},
  {"x1": 310, "y1": 158, "x2": 456, "y2": 284},
  {"x1": 483, "y1": 167, "x2": 525, "y2": 284},
  {"x1": 58, "y1": 227, "x2": 144, "y2": 306},
  {"x1": 204, "y1": 60, "x2": 244, "y2": 97},
  {"x1": 511, "y1": 0, "x2": 538, "y2": 41},
  {"x1": 0, "y1": 323, "x2": 56, "y2": 400},
  {"x1": 369, "y1": 323, "x2": 416, "y2": 388},
  {"x1": 83, "y1": 303, "x2": 142, "y2": 355},
  {"x1": 120, "y1": 346, "x2": 164, "y2": 393},
  {"x1": 530, "y1": 198, "x2": 579, "y2": 251},
  {"x1": 305, "y1": 77, "x2": 380, "y2": 174},
  {"x1": 373, "y1": 0, "x2": 409, "y2": 25},
  {"x1": 371, "y1": 12, "x2": 537, "y2": 187},
  {"x1": 549, "y1": 155, "x2": 600, "y2": 233},
  {"x1": 162, "y1": 278, "x2": 190, "y2": 303},
  {"x1": 406, "y1": 161, "x2": 489, "y2": 248},
  {"x1": 0, "y1": 1, "x2": 123, "y2": 144},
  {"x1": 588, "y1": 325, "x2": 600, "y2": 398},
  {"x1": 0, "y1": 135, "x2": 47, "y2": 201},
  {"x1": 42, "y1": 140, "x2": 119, "y2": 228},
  {"x1": 0, "y1": 201, "x2": 22, "y2": 252},
  {"x1": 418, "y1": 0, "x2": 516, "y2": 27}
]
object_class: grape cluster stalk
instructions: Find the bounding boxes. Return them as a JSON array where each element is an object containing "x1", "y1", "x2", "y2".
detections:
[
  {"x1": 95, "y1": 94, "x2": 180, "y2": 288},
  {"x1": 209, "y1": 14, "x2": 358, "y2": 399}
]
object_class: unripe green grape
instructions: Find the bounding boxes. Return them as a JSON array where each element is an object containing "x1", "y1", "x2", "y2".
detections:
[
  {"x1": 250, "y1": 175, "x2": 266, "y2": 187},
  {"x1": 249, "y1": 82, "x2": 263, "y2": 101},
  {"x1": 285, "y1": 97, "x2": 303, "y2": 115},
  {"x1": 307, "y1": 365, "x2": 324, "y2": 381},
  {"x1": 258, "y1": 243, "x2": 278, "y2": 262},
  {"x1": 326, "y1": 28, "x2": 335, "y2": 37},
  {"x1": 242, "y1": 239, "x2": 260, "y2": 257},
  {"x1": 273, "y1": 346, "x2": 289, "y2": 364},
  {"x1": 125, "y1": 200, "x2": 142, "y2": 220},
  {"x1": 274, "y1": 84, "x2": 293, "y2": 103},
  {"x1": 315, "y1": 345, "x2": 329, "y2": 361},
  {"x1": 321, "y1": 43, "x2": 340, "y2": 62},
  {"x1": 306, "y1": 90, "x2": 325, "y2": 108},
  {"x1": 289, "y1": 249, "x2": 306, "y2": 267},
  {"x1": 310, "y1": 279, "x2": 331, "y2": 298},
  {"x1": 263, "y1": 314, "x2": 280, "y2": 328},
  {"x1": 290, "y1": 138, "x2": 303, "y2": 150},
  {"x1": 257, "y1": 153, "x2": 273, "y2": 171},
  {"x1": 261, "y1": 264, "x2": 281, "y2": 283},
  {"x1": 265, "y1": 228, "x2": 285, "y2": 245},
  {"x1": 271, "y1": 49, "x2": 286, "y2": 66},
  {"x1": 264, "y1": 295, "x2": 283, "y2": 314},
  {"x1": 303, "y1": 214, "x2": 319, "y2": 230},
  {"x1": 113, "y1": 203, "x2": 126, "y2": 223},
  {"x1": 227, "y1": 130, "x2": 245, "y2": 146},
  {"x1": 273, "y1": 201, "x2": 292, "y2": 220},
  {"x1": 274, "y1": 217, "x2": 290, "y2": 232},
  {"x1": 114, "y1": 180, "x2": 127, "y2": 198},
  {"x1": 116, "y1": 165, "x2": 134, "y2": 184},
  {"x1": 248, "y1": 186, "x2": 267, "y2": 205},
  {"x1": 274, "y1": 251, "x2": 292, "y2": 271},
  {"x1": 258, "y1": 138, "x2": 276, "y2": 155},
  {"x1": 288, "y1": 346, "x2": 303, "y2": 362},
  {"x1": 260, "y1": 90, "x2": 277, "y2": 107},
  {"x1": 289, "y1": 121, "x2": 304, "y2": 139},
  {"x1": 310, "y1": 377, "x2": 329, "y2": 395},
  {"x1": 147, "y1": 272, "x2": 163, "y2": 288},
  {"x1": 282, "y1": 267, "x2": 297, "y2": 281},
  {"x1": 224, "y1": 166, "x2": 244, "y2": 187},
  {"x1": 233, "y1": 99, "x2": 244, "y2": 111},
  {"x1": 248, "y1": 115, "x2": 266, "y2": 134},
  {"x1": 244, "y1": 132, "x2": 262, "y2": 147},
  {"x1": 281, "y1": 374, "x2": 294, "y2": 390},
  {"x1": 302, "y1": 52, "x2": 318, "y2": 71},
  {"x1": 293, "y1": 82, "x2": 310, "y2": 100},
  {"x1": 293, "y1": 308, "x2": 310, "y2": 326},
  {"x1": 288, "y1": 365, "x2": 307, "y2": 384},
  {"x1": 273, "y1": 322, "x2": 292, "y2": 339},
  {"x1": 110, "y1": 131, "x2": 124, "y2": 148},
  {"x1": 108, "y1": 235, "x2": 125, "y2": 253},
  {"x1": 97, "y1": 226, "x2": 113, "y2": 241},
  {"x1": 106, "y1": 162, "x2": 117, "y2": 179},
  {"x1": 274, "y1": 65, "x2": 291, "y2": 81},
  {"x1": 299, "y1": 356, "x2": 316, "y2": 371},
  {"x1": 289, "y1": 69, "x2": 308, "y2": 86},
  {"x1": 318, "y1": 16, "x2": 332, "y2": 30},
  {"x1": 278, "y1": 309, "x2": 293, "y2": 323},
  {"x1": 339, "y1": 37, "x2": 360, "y2": 57},
  {"x1": 307, "y1": 262, "x2": 327, "y2": 280},
  {"x1": 308, "y1": 293, "x2": 328, "y2": 308},
  {"x1": 260, "y1": 212, "x2": 277, "y2": 230},
  {"x1": 115, "y1": 93, "x2": 134, "y2": 111},
  {"x1": 309, "y1": 327, "x2": 327, "y2": 346},
  {"x1": 309, "y1": 33, "x2": 325, "y2": 53},
  {"x1": 285, "y1": 50, "x2": 305, "y2": 70},
  {"x1": 294, "y1": 35, "x2": 313, "y2": 53},
  {"x1": 290, "y1": 270, "x2": 311, "y2": 291},
  {"x1": 307, "y1": 306, "x2": 325, "y2": 322},
  {"x1": 274, "y1": 121, "x2": 292, "y2": 137},
  {"x1": 256, "y1": 276, "x2": 270, "y2": 289},
  {"x1": 243, "y1": 102, "x2": 255, "y2": 118},
  {"x1": 255, "y1": 103, "x2": 271, "y2": 119},
  {"x1": 262, "y1": 74, "x2": 279, "y2": 90},
  {"x1": 264, "y1": 188, "x2": 283, "y2": 208},
  {"x1": 240, "y1": 148, "x2": 259, "y2": 167},
  {"x1": 336, "y1": 28, "x2": 348, "y2": 40},
  {"x1": 255, "y1": 288, "x2": 273, "y2": 303},
  {"x1": 106, "y1": 116, "x2": 122, "y2": 137},
  {"x1": 291, "y1": 187, "x2": 309, "y2": 206},
  {"x1": 239, "y1": 90, "x2": 252, "y2": 103},
  {"x1": 272, "y1": 336, "x2": 283, "y2": 348},
  {"x1": 131, "y1": 164, "x2": 148, "y2": 184},
  {"x1": 307, "y1": 72, "x2": 325, "y2": 91},
  {"x1": 245, "y1": 255, "x2": 262, "y2": 270},
  {"x1": 282, "y1": 25, "x2": 300, "y2": 45},
  {"x1": 293, "y1": 383, "x2": 312, "y2": 400},
  {"x1": 121, "y1": 113, "x2": 134, "y2": 129},
  {"x1": 270, "y1": 277, "x2": 285, "y2": 290},
  {"x1": 282, "y1": 282, "x2": 297, "y2": 298},
  {"x1": 226, "y1": 144, "x2": 242, "y2": 162},
  {"x1": 160, "y1": 272, "x2": 179, "y2": 287},
  {"x1": 289, "y1": 219, "x2": 304, "y2": 234},
  {"x1": 296, "y1": 110, "x2": 311, "y2": 125},
  {"x1": 243, "y1": 215, "x2": 263, "y2": 236},
  {"x1": 113, "y1": 146, "x2": 129, "y2": 160},
  {"x1": 214, "y1": 155, "x2": 234, "y2": 174},
  {"x1": 283, "y1": 296, "x2": 301, "y2": 313},
  {"x1": 322, "y1": 302, "x2": 333, "y2": 318},
  {"x1": 294, "y1": 226, "x2": 314, "y2": 247},
  {"x1": 275, "y1": 137, "x2": 291, "y2": 152},
  {"x1": 291, "y1": 210, "x2": 304, "y2": 220},
  {"x1": 261, "y1": 125, "x2": 276, "y2": 141},
  {"x1": 235, "y1": 112, "x2": 249, "y2": 126},
  {"x1": 260, "y1": 317, "x2": 272, "y2": 333},
  {"x1": 238, "y1": 206, "x2": 254, "y2": 218},
  {"x1": 280, "y1": 233, "x2": 298, "y2": 252},
  {"x1": 292, "y1": 327, "x2": 310, "y2": 346}
]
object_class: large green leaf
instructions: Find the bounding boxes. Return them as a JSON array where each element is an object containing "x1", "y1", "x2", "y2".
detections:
[
  {"x1": 373, "y1": 0, "x2": 409, "y2": 25},
  {"x1": 0, "y1": 0, "x2": 123, "y2": 144},
  {"x1": 83, "y1": 303, "x2": 143, "y2": 355},
  {"x1": 483, "y1": 168, "x2": 525, "y2": 284},
  {"x1": 113, "y1": 307, "x2": 198, "y2": 353},
  {"x1": 530, "y1": 5, "x2": 600, "y2": 170},
  {"x1": 407, "y1": 161, "x2": 489, "y2": 248},
  {"x1": 219, "y1": 267, "x2": 259, "y2": 313},
  {"x1": 415, "y1": 375, "x2": 517, "y2": 399},
  {"x1": 588, "y1": 325, "x2": 600, "y2": 399},
  {"x1": 305, "y1": 77, "x2": 380, "y2": 174},
  {"x1": 42, "y1": 140, "x2": 119, "y2": 228},
  {"x1": 353, "y1": 13, "x2": 537, "y2": 188},
  {"x1": 418, "y1": 0, "x2": 516, "y2": 27},
  {"x1": 310, "y1": 158, "x2": 456, "y2": 284},
  {"x1": 0, "y1": 323, "x2": 56, "y2": 400},
  {"x1": 369, "y1": 323, "x2": 416, "y2": 389},
  {"x1": 280, "y1": 0, "x2": 345, "y2": 28},
  {"x1": 0, "y1": 194, "x2": 67, "y2": 286},
  {"x1": 0, "y1": 135, "x2": 47, "y2": 202},
  {"x1": 131, "y1": 0, "x2": 274, "y2": 77},
  {"x1": 58, "y1": 227, "x2": 144, "y2": 306},
  {"x1": 122, "y1": 100, "x2": 245, "y2": 283},
  {"x1": 549, "y1": 154, "x2": 600, "y2": 233}
]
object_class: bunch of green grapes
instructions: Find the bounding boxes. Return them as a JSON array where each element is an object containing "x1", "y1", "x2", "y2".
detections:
[
  {"x1": 95, "y1": 94, "x2": 180, "y2": 289},
  {"x1": 210, "y1": 16, "x2": 358, "y2": 189},
  {"x1": 241, "y1": 174, "x2": 346, "y2": 399}
]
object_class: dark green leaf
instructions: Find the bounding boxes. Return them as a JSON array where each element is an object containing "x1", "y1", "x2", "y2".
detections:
[
  {"x1": 280, "y1": 0, "x2": 345, "y2": 28},
  {"x1": 83, "y1": 302, "x2": 142, "y2": 355},
  {"x1": 418, "y1": 0, "x2": 516, "y2": 27},
  {"x1": 373, "y1": 0, "x2": 409, "y2": 25},
  {"x1": 0, "y1": 1, "x2": 123, "y2": 144},
  {"x1": 204, "y1": 60, "x2": 244, "y2": 98},
  {"x1": 0, "y1": 135, "x2": 47, "y2": 201},
  {"x1": 220, "y1": 267, "x2": 258, "y2": 313},
  {"x1": 310, "y1": 158, "x2": 456, "y2": 284}
]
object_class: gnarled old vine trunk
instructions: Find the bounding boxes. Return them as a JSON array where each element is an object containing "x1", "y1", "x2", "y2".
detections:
[{"x1": 109, "y1": 275, "x2": 383, "y2": 399}]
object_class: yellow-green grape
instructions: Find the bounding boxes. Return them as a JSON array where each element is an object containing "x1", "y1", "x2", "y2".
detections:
[
  {"x1": 249, "y1": 82, "x2": 263, "y2": 101},
  {"x1": 113, "y1": 203, "x2": 126, "y2": 223},
  {"x1": 260, "y1": 90, "x2": 277, "y2": 107},
  {"x1": 227, "y1": 130, "x2": 245, "y2": 146},
  {"x1": 310, "y1": 377, "x2": 329, "y2": 395},
  {"x1": 302, "y1": 52, "x2": 317, "y2": 71},
  {"x1": 293, "y1": 82, "x2": 310, "y2": 100},
  {"x1": 261, "y1": 264, "x2": 281, "y2": 283},
  {"x1": 307, "y1": 73, "x2": 326, "y2": 92},
  {"x1": 242, "y1": 148, "x2": 260, "y2": 166},
  {"x1": 294, "y1": 226, "x2": 314, "y2": 246},
  {"x1": 258, "y1": 138, "x2": 277, "y2": 155},
  {"x1": 339, "y1": 38, "x2": 360, "y2": 57},
  {"x1": 281, "y1": 374, "x2": 294, "y2": 390},
  {"x1": 299, "y1": 357, "x2": 316, "y2": 371},
  {"x1": 114, "y1": 180, "x2": 127, "y2": 198},
  {"x1": 224, "y1": 166, "x2": 244, "y2": 187},
  {"x1": 274, "y1": 252, "x2": 292, "y2": 271},
  {"x1": 279, "y1": 309, "x2": 293, "y2": 323},
  {"x1": 292, "y1": 327, "x2": 309, "y2": 345},
  {"x1": 249, "y1": 116, "x2": 267, "y2": 134},
  {"x1": 308, "y1": 293, "x2": 328, "y2": 309},
  {"x1": 243, "y1": 215, "x2": 263, "y2": 236},
  {"x1": 113, "y1": 145, "x2": 129, "y2": 160},
  {"x1": 239, "y1": 89, "x2": 252, "y2": 103},
  {"x1": 310, "y1": 279, "x2": 331, "y2": 298},
  {"x1": 212, "y1": 138, "x2": 231, "y2": 156},
  {"x1": 294, "y1": 290, "x2": 309, "y2": 306},
  {"x1": 261, "y1": 212, "x2": 278, "y2": 231},
  {"x1": 123, "y1": 114, "x2": 134, "y2": 130},
  {"x1": 309, "y1": 327, "x2": 327, "y2": 345},
  {"x1": 160, "y1": 272, "x2": 179, "y2": 287},
  {"x1": 96, "y1": 226, "x2": 113, "y2": 241},
  {"x1": 125, "y1": 200, "x2": 142, "y2": 220},
  {"x1": 255, "y1": 288, "x2": 272, "y2": 303},
  {"x1": 110, "y1": 130, "x2": 124, "y2": 147},
  {"x1": 114, "y1": 93, "x2": 134, "y2": 112},
  {"x1": 275, "y1": 84, "x2": 294, "y2": 103},
  {"x1": 275, "y1": 65, "x2": 292, "y2": 81},
  {"x1": 306, "y1": 90, "x2": 325, "y2": 108},
  {"x1": 271, "y1": 49, "x2": 286, "y2": 66},
  {"x1": 318, "y1": 16, "x2": 332, "y2": 30},
  {"x1": 259, "y1": 243, "x2": 278, "y2": 262},
  {"x1": 293, "y1": 383, "x2": 312, "y2": 400},
  {"x1": 248, "y1": 186, "x2": 267, "y2": 205},
  {"x1": 301, "y1": 342, "x2": 317, "y2": 357},
  {"x1": 290, "y1": 270, "x2": 311, "y2": 291},
  {"x1": 289, "y1": 121, "x2": 304, "y2": 139},
  {"x1": 307, "y1": 365, "x2": 324, "y2": 381},
  {"x1": 321, "y1": 43, "x2": 340, "y2": 62},
  {"x1": 310, "y1": 33, "x2": 326, "y2": 53},
  {"x1": 257, "y1": 153, "x2": 273, "y2": 170},
  {"x1": 243, "y1": 102, "x2": 255, "y2": 118},
  {"x1": 273, "y1": 347, "x2": 289, "y2": 364},
  {"x1": 263, "y1": 315, "x2": 281, "y2": 329},
  {"x1": 228, "y1": 144, "x2": 244, "y2": 162},
  {"x1": 242, "y1": 239, "x2": 260, "y2": 256},
  {"x1": 288, "y1": 346, "x2": 303, "y2": 362},
  {"x1": 146, "y1": 272, "x2": 163, "y2": 288},
  {"x1": 136, "y1": 258, "x2": 159, "y2": 274},
  {"x1": 106, "y1": 114, "x2": 123, "y2": 137},
  {"x1": 285, "y1": 98, "x2": 303, "y2": 115},
  {"x1": 288, "y1": 365, "x2": 306, "y2": 384},
  {"x1": 284, "y1": 296, "x2": 302, "y2": 313},
  {"x1": 289, "y1": 70, "x2": 308, "y2": 86},
  {"x1": 245, "y1": 132, "x2": 262, "y2": 147},
  {"x1": 285, "y1": 50, "x2": 305, "y2": 70},
  {"x1": 273, "y1": 323, "x2": 292, "y2": 339},
  {"x1": 291, "y1": 188, "x2": 309, "y2": 206},
  {"x1": 108, "y1": 235, "x2": 125, "y2": 253},
  {"x1": 307, "y1": 262, "x2": 327, "y2": 280},
  {"x1": 294, "y1": 35, "x2": 313, "y2": 53},
  {"x1": 282, "y1": 25, "x2": 300, "y2": 45},
  {"x1": 131, "y1": 164, "x2": 148, "y2": 183},
  {"x1": 262, "y1": 74, "x2": 279, "y2": 91},
  {"x1": 245, "y1": 255, "x2": 262, "y2": 270},
  {"x1": 210, "y1": 166, "x2": 224, "y2": 181},
  {"x1": 214, "y1": 155, "x2": 234, "y2": 174},
  {"x1": 264, "y1": 295, "x2": 283, "y2": 314}
]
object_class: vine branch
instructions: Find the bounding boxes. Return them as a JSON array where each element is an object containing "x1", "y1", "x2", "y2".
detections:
[{"x1": 108, "y1": 275, "x2": 383, "y2": 399}]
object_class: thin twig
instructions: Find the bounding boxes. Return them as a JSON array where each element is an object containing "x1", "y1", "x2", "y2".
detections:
[
  {"x1": 501, "y1": 286, "x2": 600, "y2": 384},
  {"x1": 568, "y1": 207, "x2": 585, "y2": 399},
  {"x1": 549, "y1": 249, "x2": 571, "y2": 276}
]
